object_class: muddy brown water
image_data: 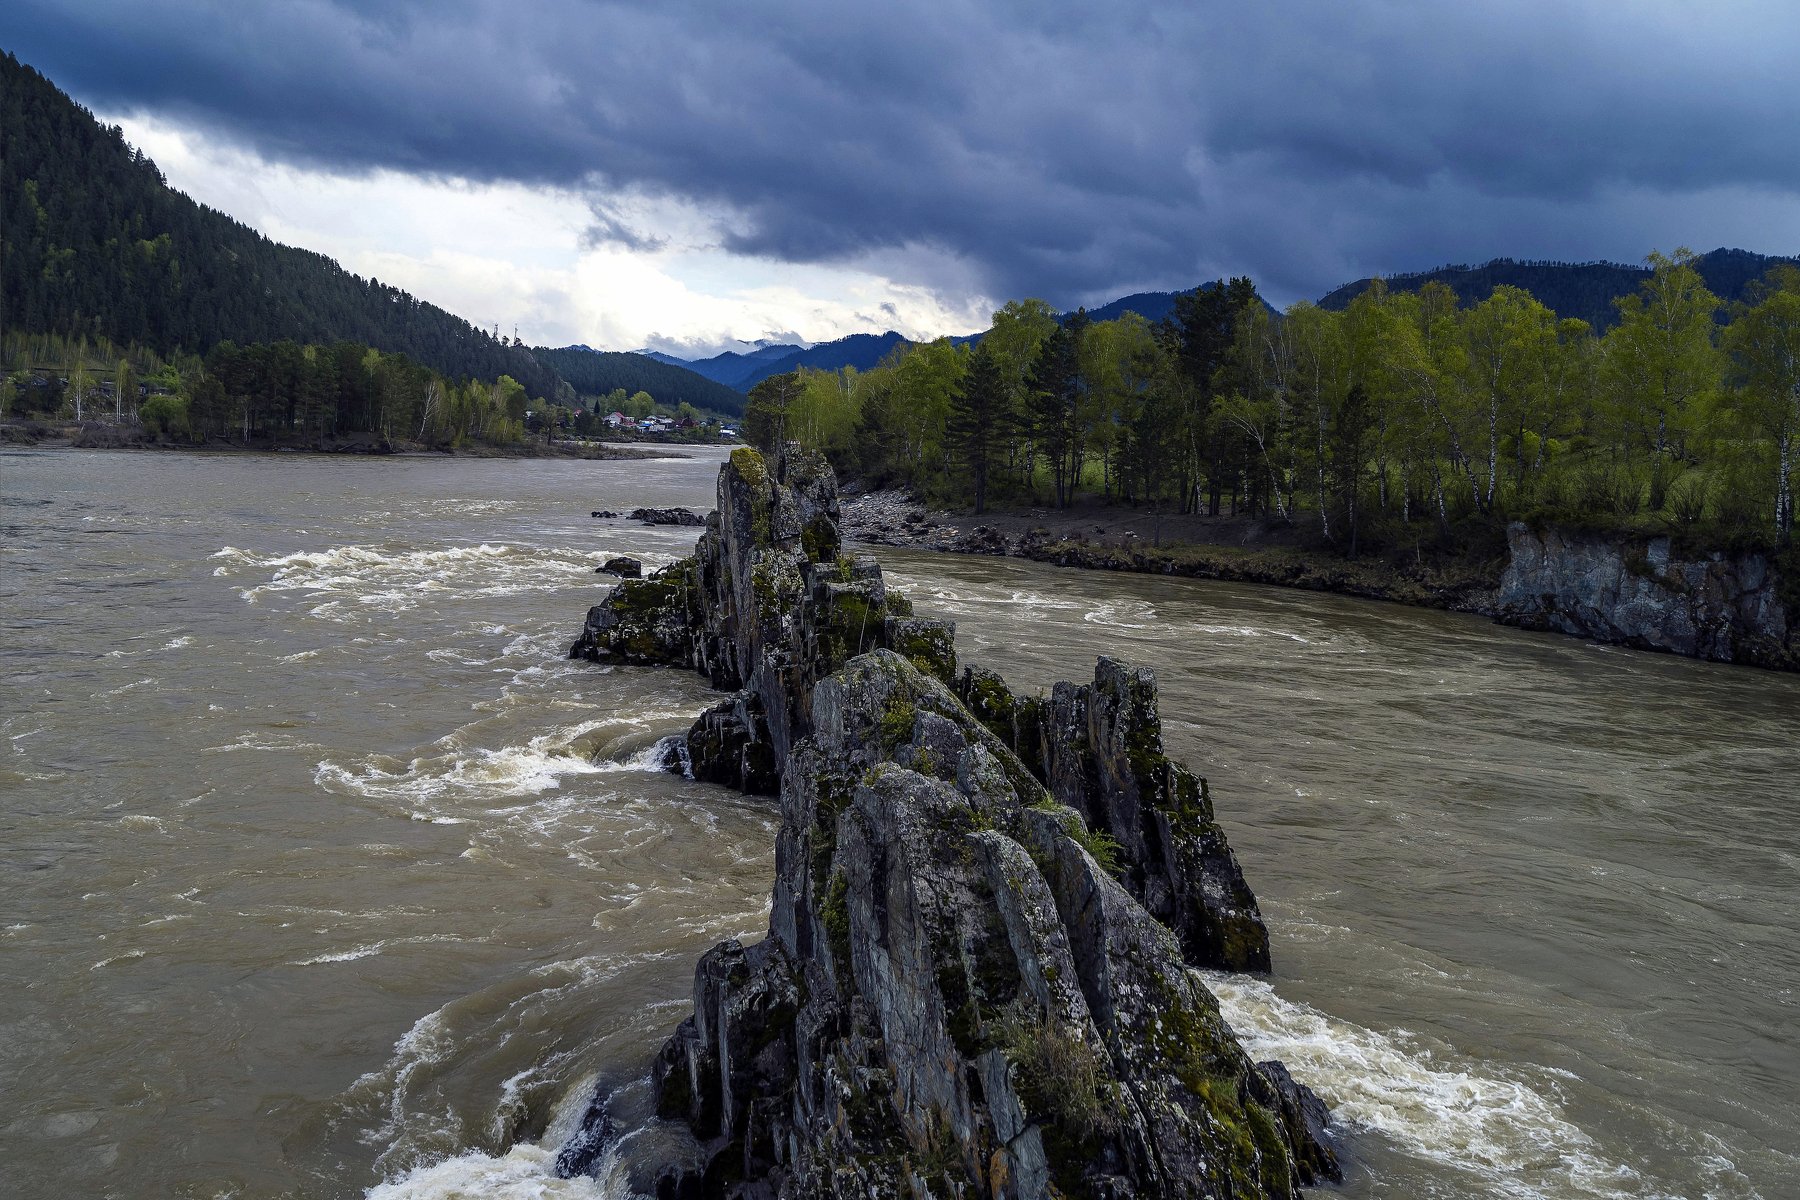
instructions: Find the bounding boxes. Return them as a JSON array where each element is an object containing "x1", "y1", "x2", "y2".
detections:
[{"x1": 2, "y1": 446, "x2": 1794, "y2": 1199}]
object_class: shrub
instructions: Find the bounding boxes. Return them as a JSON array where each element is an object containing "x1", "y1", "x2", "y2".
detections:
[{"x1": 139, "y1": 394, "x2": 191, "y2": 441}]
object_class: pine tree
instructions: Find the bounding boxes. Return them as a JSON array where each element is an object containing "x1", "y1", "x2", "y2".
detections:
[
  {"x1": 946, "y1": 341, "x2": 1010, "y2": 514},
  {"x1": 1027, "y1": 311, "x2": 1089, "y2": 508}
]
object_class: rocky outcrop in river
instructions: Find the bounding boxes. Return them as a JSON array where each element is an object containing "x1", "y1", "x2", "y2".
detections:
[
  {"x1": 568, "y1": 446, "x2": 1338, "y2": 1197},
  {"x1": 1496, "y1": 523, "x2": 1795, "y2": 669}
]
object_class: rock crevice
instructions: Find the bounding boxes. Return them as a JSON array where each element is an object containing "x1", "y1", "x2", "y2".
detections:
[{"x1": 569, "y1": 446, "x2": 1338, "y2": 1197}]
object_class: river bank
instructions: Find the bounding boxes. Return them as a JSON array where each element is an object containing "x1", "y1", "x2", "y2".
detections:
[
  {"x1": 841, "y1": 487, "x2": 1798, "y2": 670},
  {"x1": 1, "y1": 418, "x2": 678, "y2": 460},
  {"x1": 844, "y1": 487, "x2": 1502, "y2": 610}
]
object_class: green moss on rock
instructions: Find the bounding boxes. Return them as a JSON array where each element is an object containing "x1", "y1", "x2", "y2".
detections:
[
  {"x1": 885, "y1": 617, "x2": 957, "y2": 687},
  {"x1": 878, "y1": 697, "x2": 917, "y2": 751},
  {"x1": 821, "y1": 871, "x2": 853, "y2": 980}
]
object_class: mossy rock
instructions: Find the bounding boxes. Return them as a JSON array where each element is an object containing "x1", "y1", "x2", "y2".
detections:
[
  {"x1": 801, "y1": 513, "x2": 841, "y2": 563},
  {"x1": 815, "y1": 582, "x2": 886, "y2": 672},
  {"x1": 884, "y1": 617, "x2": 957, "y2": 688}
]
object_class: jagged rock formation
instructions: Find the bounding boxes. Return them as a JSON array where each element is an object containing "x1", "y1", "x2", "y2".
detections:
[
  {"x1": 568, "y1": 447, "x2": 1338, "y2": 1197},
  {"x1": 1497, "y1": 523, "x2": 1795, "y2": 669}
]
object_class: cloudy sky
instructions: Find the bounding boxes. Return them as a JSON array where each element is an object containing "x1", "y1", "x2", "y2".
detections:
[{"x1": 10, "y1": 1, "x2": 1800, "y2": 356}]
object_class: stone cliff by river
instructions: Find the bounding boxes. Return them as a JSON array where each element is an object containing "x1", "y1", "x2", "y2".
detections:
[
  {"x1": 566, "y1": 446, "x2": 1339, "y2": 1198},
  {"x1": 1495, "y1": 523, "x2": 1795, "y2": 670}
]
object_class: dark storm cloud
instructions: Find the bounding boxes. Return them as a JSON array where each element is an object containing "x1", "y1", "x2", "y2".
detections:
[{"x1": 12, "y1": 0, "x2": 1800, "y2": 306}]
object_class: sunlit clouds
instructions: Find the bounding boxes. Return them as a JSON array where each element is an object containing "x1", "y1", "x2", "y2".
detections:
[{"x1": 109, "y1": 111, "x2": 995, "y2": 355}]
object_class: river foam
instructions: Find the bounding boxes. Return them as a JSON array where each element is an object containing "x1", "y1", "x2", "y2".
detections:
[
  {"x1": 1203, "y1": 972, "x2": 1682, "y2": 1200},
  {"x1": 212, "y1": 542, "x2": 596, "y2": 622},
  {"x1": 364, "y1": 1143, "x2": 620, "y2": 1199}
]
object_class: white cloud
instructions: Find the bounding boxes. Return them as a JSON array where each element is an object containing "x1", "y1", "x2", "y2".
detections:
[{"x1": 105, "y1": 111, "x2": 995, "y2": 358}]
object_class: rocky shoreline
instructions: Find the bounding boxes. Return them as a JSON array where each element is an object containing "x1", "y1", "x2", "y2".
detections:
[
  {"x1": 840, "y1": 488, "x2": 1498, "y2": 611},
  {"x1": 564, "y1": 447, "x2": 1340, "y2": 1198},
  {"x1": 841, "y1": 488, "x2": 1798, "y2": 672}
]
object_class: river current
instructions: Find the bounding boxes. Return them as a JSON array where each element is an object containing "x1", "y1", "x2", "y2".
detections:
[{"x1": 1, "y1": 446, "x2": 1794, "y2": 1200}]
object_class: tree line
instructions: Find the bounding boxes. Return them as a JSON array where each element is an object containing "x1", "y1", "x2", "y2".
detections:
[
  {"x1": 744, "y1": 249, "x2": 1800, "y2": 552},
  {"x1": 2, "y1": 329, "x2": 556, "y2": 448},
  {"x1": 3, "y1": 326, "x2": 752, "y2": 447}
]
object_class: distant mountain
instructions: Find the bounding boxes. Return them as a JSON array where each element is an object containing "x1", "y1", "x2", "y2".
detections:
[
  {"x1": 686, "y1": 343, "x2": 807, "y2": 389},
  {"x1": 640, "y1": 331, "x2": 911, "y2": 393},
  {"x1": 640, "y1": 291, "x2": 1225, "y2": 394},
  {"x1": 747, "y1": 332, "x2": 909, "y2": 388},
  {"x1": 1078, "y1": 289, "x2": 1193, "y2": 325},
  {"x1": 534, "y1": 345, "x2": 748, "y2": 416},
  {"x1": 630, "y1": 340, "x2": 808, "y2": 387},
  {"x1": 635, "y1": 349, "x2": 700, "y2": 369},
  {"x1": 1316, "y1": 248, "x2": 1800, "y2": 330},
  {"x1": 0, "y1": 52, "x2": 565, "y2": 399}
]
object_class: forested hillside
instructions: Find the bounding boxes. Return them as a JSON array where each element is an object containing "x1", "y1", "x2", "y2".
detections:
[
  {"x1": 1318, "y1": 249, "x2": 1800, "y2": 332},
  {"x1": 0, "y1": 53, "x2": 570, "y2": 396},
  {"x1": 533, "y1": 345, "x2": 746, "y2": 415}
]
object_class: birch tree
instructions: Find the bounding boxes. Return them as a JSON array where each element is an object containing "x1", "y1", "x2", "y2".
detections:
[{"x1": 1724, "y1": 283, "x2": 1800, "y2": 538}]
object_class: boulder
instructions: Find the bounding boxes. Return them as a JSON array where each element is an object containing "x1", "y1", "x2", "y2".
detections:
[
  {"x1": 597, "y1": 555, "x2": 642, "y2": 578},
  {"x1": 630, "y1": 506, "x2": 709, "y2": 526},
  {"x1": 951, "y1": 524, "x2": 1011, "y2": 555}
]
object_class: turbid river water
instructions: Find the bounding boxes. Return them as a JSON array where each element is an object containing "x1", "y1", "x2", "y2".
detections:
[{"x1": 2, "y1": 446, "x2": 1795, "y2": 1200}]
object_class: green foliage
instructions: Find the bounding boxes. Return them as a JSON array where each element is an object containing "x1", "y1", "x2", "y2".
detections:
[
  {"x1": 169, "y1": 337, "x2": 540, "y2": 447},
  {"x1": 730, "y1": 445, "x2": 768, "y2": 487},
  {"x1": 1066, "y1": 816, "x2": 1124, "y2": 877},
  {"x1": 878, "y1": 697, "x2": 917, "y2": 751},
  {"x1": 1317, "y1": 249, "x2": 1800, "y2": 332},
  {"x1": 1600, "y1": 248, "x2": 1721, "y2": 460},
  {"x1": 743, "y1": 371, "x2": 803, "y2": 451},
  {"x1": 0, "y1": 54, "x2": 567, "y2": 401},
  {"x1": 137, "y1": 393, "x2": 190, "y2": 441},
  {"x1": 820, "y1": 871, "x2": 853, "y2": 980},
  {"x1": 1027, "y1": 311, "x2": 1089, "y2": 508},
  {"x1": 1000, "y1": 1014, "x2": 1124, "y2": 1192},
  {"x1": 1005, "y1": 1020, "x2": 1121, "y2": 1139},
  {"x1": 742, "y1": 255, "x2": 1797, "y2": 558}
]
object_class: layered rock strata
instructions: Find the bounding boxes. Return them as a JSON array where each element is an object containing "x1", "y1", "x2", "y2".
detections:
[{"x1": 569, "y1": 446, "x2": 1338, "y2": 1197}]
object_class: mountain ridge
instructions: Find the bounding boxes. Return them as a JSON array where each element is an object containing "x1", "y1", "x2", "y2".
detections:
[{"x1": 1316, "y1": 248, "x2": 1800, "y2": 329}]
